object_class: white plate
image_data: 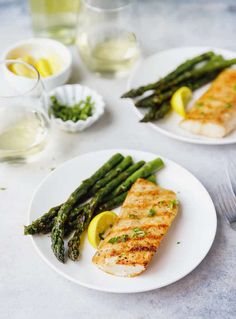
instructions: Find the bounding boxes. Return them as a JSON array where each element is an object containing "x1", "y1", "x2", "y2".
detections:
[
  {"x1": 28, "y1": 149, "x2": 217, "y2": 293},
  {"x1": 127, "y1": 46, "x2": 236, "y2": 145}
]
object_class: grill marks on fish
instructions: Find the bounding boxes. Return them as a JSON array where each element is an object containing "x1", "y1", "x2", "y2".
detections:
[
  {"x1": 180, "y1": 69, "x2": 236, "y2": 138},
  {"x1": 92, "y1": 178, "x2": 178, "y2": 277}
]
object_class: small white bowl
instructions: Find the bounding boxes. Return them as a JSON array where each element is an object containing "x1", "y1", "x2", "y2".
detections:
[
  {"x1": 49, "y1": 84, "x2": 105, "y2": 132},
  {"x1": 2, "y1": 38, "x2": 72, "y2": 91}
]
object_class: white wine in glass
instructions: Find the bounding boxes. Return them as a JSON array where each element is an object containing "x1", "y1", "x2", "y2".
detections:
[{"x1": 77, "y1": 0, "x2": 140, "y2": 77}]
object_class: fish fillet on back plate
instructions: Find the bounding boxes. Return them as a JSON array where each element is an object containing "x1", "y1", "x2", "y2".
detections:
[
  {"x1": 92, "y1": 178, "x2": 178, "y2": 277},
  {"x1": 180, "y1": 69, "x2": 236, "y2": 138}
]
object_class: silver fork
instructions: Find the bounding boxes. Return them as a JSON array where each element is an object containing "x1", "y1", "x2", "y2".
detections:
[{"x1": 217, "y1": 177, "x2": 236, "y2": 230}]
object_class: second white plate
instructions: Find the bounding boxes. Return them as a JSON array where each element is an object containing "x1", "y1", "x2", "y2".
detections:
[
  {"x1": 28, "y1": 149, "x2": 217, "y2": 293},
  {"x1": 127, "y1": 46, "x2": 236, "y2": 145}
]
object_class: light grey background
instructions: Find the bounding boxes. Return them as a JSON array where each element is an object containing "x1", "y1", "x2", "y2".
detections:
[{"x1": 0, "y1": 1, "x2": 236, "y2": 319}]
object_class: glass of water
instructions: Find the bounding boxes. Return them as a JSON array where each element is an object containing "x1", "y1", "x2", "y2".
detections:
[
  {"x1": 0, "y1": 60, "x2": 50, "y2": 162},
  {"x1": 77, "y1": 0, "x2": 140, "y2": 77},
  {"x1": 29, "y1": 0, "x2": 80, "y2": 45}
]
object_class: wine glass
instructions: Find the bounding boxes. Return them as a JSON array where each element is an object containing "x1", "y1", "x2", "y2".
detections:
[
  {"x1": 77, "y1": 0, "x2": 140, "y2": 77},
  {"x1": 0, "y1": 60, "x2": 50, "y2": 162}
]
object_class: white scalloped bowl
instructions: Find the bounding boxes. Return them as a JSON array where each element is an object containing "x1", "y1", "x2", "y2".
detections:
[{"x1": 49, "y1": 84, "x2": 105, "y2": 132}]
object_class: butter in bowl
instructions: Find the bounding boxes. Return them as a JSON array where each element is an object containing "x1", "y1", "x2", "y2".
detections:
[
  {"x1": 48, "y1": 84, "x2": 105, "y2": 132},
  {"x1": 2, "y1": 38, "x2": 72, "y2": 91}
]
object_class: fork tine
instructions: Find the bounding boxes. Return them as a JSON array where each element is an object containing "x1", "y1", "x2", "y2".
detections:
[
  {"x1": 227, "y1": 158, "x2": 236, "y2": 194},
  {"x1": 217, "y1": 183, "x2": 236, "y2": 223}
]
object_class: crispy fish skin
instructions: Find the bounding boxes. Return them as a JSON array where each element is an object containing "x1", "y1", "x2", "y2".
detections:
[
  {"x1": 92, "y1": 178, "x2": 178, "y2": 277},
  {"x1": 180, "y1": 69, "x2": 236, "y2": 138}
]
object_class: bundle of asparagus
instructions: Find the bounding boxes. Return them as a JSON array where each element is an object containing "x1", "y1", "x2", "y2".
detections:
[
  {"x1": 121, "y1": 52, "x2": 236, "y2": 122},
  {"x1": 25, "y1": 153, "x2": 164, "y2": 263}
]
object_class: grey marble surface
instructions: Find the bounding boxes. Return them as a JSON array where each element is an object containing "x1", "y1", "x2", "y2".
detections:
[{"x1": 0, "y1": 1, "x2": 236, "y2": 319}]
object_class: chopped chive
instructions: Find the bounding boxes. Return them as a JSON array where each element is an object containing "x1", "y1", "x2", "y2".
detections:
[
  {"x1": 148, "y1": 208, "x2": 156, "y2": 217},
  {"x1": 132, "y1": 227, "x2": 146, "y2": 238},
  {"x1": 177, "y1": 241, "x2": 181, "y2": 244},
  {"x1": 168, "y1": 199, "x2": 179, "y2": 209},
  {"x1": 50, "y1": 95, "x2": 94, "y2": 122},
  {"x1": 108, "y1": 234, "x2": 129, "y2": 244},
  {"x1": 225, "y1": 103, "x2": 232, "y2": 109},
  {"x1": 0, "y1": 187, "x2": 6, "y2": 191}
]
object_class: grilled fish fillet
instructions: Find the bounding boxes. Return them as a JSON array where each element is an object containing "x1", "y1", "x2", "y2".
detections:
[
  {"x1": 92, "y1": 178, "x2": 178, "y2": 277},
  {"x1": 180, "y1": 69, "x2": 236, "y2": 138}
]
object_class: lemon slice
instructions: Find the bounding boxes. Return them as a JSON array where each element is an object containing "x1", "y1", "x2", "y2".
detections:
[
  {"x1": 35, "y1": 58, "x2": 53, "y2": 78},
  {"x1": 9, "y1": 58, "x2": 36, "y2": 78},
  {"x1": 88, "y1": 211, "x2": 117, "y2": 249},
  {"x1": 171, "y1": 86, "x2": 192, "y2": 117}
]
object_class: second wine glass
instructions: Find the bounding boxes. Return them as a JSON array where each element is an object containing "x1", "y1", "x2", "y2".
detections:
[{"x1": 77, "y1": 0, "x2": 140, "y2": 77}]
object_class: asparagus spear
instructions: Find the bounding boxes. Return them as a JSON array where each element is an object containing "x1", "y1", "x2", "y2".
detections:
[
  {"x1": 51, "y1": 153, "x2": 124, "y2": 263},
  {"x1": 67, "y1": 161, "x2": 146, "y2": 260},
  {"x1": 141, "y1": 102, "x2": 171, "y2": 123},
  {"x1": 24, "y1": 206, "x2": 60, "y2": 235},
  {"x1": 121, "y1": 51, "x2": 215, "y2": 98},
  {"x1": 104, "y1": 158, "x2": 164, "y2": 201},
  {"x1": 90, "y1": 156, "x2": 133, "y2": 194}
]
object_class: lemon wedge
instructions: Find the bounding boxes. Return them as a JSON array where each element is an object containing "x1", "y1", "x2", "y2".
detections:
[
  {"x1": 171, "y1": 86, "x2": 192, "y2": 117},
  {"x1": 9, "y1": 56, "x2": 36, "y2": 78},
  {"x1": 35, "y1": 58, "x2": 53, "y2": 78},
  {"x1": 21, "y1": 55, "x2": 36, "y2": 66},
  {"x1": 88, "y1": 211, "x2": 117, "y2": 249}
]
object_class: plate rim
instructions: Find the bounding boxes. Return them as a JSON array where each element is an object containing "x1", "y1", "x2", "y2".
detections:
[
  {"x1": 127, "y1": 46, "x2": 236, "y2": 145},
  {"x1": 28, "y1": 149, "x2": 217, "y2": 293}
]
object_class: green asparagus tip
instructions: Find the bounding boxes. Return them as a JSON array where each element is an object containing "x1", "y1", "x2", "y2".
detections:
[
  {"x1": 24, "y1": 226, "x2": 29, "y2": 235},
  {"x1": 146, "y1": 157, "x2": 164, "y2": 172}
]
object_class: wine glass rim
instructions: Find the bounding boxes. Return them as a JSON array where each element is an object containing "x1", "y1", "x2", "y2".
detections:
[
  {"x1": 83, "y1": 0, "x2": 133, "y2": 12},
  {"x1": 0, "y1": 59, "x2": 41, "y2": 98}
]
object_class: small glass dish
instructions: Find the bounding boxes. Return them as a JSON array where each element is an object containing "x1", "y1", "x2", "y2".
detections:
[{"x1": 48, "y1": 84, "x2": 105, "y2": 132}]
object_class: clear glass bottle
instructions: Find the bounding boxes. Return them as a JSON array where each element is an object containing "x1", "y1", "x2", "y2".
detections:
[
  {"x1": 0, "y1": 60, "x2": 50, "y2": 162},
  {"x1": 77, "y1": 0, "x2": 140, "y2": 77}
]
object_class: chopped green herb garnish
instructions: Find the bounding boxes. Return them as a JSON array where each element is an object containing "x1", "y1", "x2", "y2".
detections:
[
  {"x1": 50, "y1": 95, "x2": 94, "y2": 122},
  {"x1": 148, "y1": 208, "x2": 156, "y2": 217},
  {"x1": 120, "y1": 234, "x2": 129, "y2": 242},
  {"x1": 169, "y1": 199, "x2": 179, "y2": 209},
  {"x1": 0, "y1": 187, "x2": 6, "y2": 191},
  {"x1": 132, "y1": 227, "x2": 146, "y2": 238},
  {"x1": 50, "y1": 167, "x2": 55, "y2": 171},
  {"x1": 108, "y1": 237, "x2": 118, "y2": 244},
  {"x1": 108, "y1": 234, "x2": 129, "y2": 244},
  {"x1": 225, "y1": 103, "x2": 232, "y2": 109},
  {"x1": 177, "y1": 241, "x2": 181, "y2": 245},
  {"x1": 128, "y1": 214, "x2": 138, "y2": 219}
]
